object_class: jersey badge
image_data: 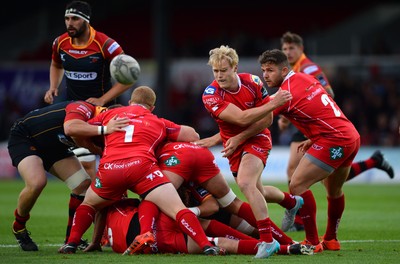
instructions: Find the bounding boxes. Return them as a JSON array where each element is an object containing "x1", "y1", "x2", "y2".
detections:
[
  {"x1": 204, "y1": 86, "x2": 216, "y2": 95},
  {"x1": 164, "y1": 155, "x2": 180, "y2": 166},
  {"x1": 94, "y1": 177, "x2": 103, "y2": 188},
  {"x1": 303, "y1": 65, "x2": 318, "y2": 75},
  {"x1": 330, "y1": 146, "x2": 344, "y2": 160}
]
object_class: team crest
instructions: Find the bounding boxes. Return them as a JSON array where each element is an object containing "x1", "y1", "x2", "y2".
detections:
[
  {"x1": 251, "y1": 75, "x2": 261, "y2": 85},
  {"x1": 94, "y1": 177, "x2": 102, "y2": 188},
  {"x1": 330, "y1": 146, "x2": 344, "y2": 160},
  {"x1": 164, "y1": 155, "x2": 180, "y2": 166}
]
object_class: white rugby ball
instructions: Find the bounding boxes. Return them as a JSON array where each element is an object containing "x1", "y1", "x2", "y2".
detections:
[{"x1": 110, "y1": 54, "x2": 140, "y2": 85}]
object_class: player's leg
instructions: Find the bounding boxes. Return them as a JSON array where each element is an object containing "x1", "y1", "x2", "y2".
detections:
[
  {"x1": 51, "y1": 156, "x2": 91, "y2": 245},
  {"x1": 285, "y1": 140, "x2": 306, "y2": 231},
  {"x1": 59, "y1": 186, "x2": 113, "y2": 253},
  {"x1": 289, "y1": 155, "x2": 330, "y2": 251},
  {"x1": 320, "y1": 166, "x2": 349, "y2": 251},
  {"x1": 12, "y1": 155, "x2": 47, "y2": 251},
  {"x1": 347, "y1": 150, "x2": 394, "y2": 180},
  {"x1": 145, "y1": 182, "x2": 220, "y2": 255}
]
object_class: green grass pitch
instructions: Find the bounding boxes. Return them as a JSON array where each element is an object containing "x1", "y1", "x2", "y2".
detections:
[{"x1": 0, "y1": 180, "x2": 399, "y2": 263}]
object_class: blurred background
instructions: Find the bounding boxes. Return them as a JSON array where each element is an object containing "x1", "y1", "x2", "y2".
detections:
[{"x1": 0, "y1": 0, "x2": 399, "y2": 180}]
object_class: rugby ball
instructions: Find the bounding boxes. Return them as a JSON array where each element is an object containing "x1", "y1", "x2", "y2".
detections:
[{"x1": 110, "y1": 54, "x2": 140, "y2": 85}]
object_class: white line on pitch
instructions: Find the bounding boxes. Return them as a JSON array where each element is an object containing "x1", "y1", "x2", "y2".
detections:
[{"x1": 1, "y1": 240, "x2": 400, "y2": 248}]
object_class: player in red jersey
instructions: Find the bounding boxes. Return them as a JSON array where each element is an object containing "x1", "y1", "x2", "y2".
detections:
[
  {"x1": 7, "y1": 100, "x2": 126, "y2": 251},
  {"x1": 279, "y1": 31, "x2": 394, "y2": 232},
  {"x1": 258, "y1": 49, "x2": 361, "y2": 252},
  {"x1": 59, "y1": 86, "x2": 222, "y2": 255},
  {"x1": 156, "y1": 141, "x2": 299, "y2": 247},
  {"x1": 198, "y1": 45, "x2": 299, "y2": 259},
  {"x1": 84, "y1": 197, "x2": 314, "y2": 256}
]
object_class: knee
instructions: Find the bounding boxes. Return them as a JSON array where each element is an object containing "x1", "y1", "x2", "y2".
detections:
[
  {"x1": 26, "y1": 177, "x2": 47, "y2": 194},
  {"x1": 288, "y1": 181, "x2": 303, "y2": 195},
  {"x1": 65, "y1": 169, "x2": 91, "y2": 195}
]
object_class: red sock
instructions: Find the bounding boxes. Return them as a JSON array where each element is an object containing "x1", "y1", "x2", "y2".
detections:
[
  {"x1": 66, "y1": 194, "x2": 84, "y2": 241},
  {"x1": 294, "y1": 213, "x2": 303, "y2": 225},
  {"x1": 348, "y1": 158, "x2": 376, "y2": 181},
  {"x1": 205, "y1": 219, "x2": 253, "y2": 240},
  {"x1": 277, "y1": 245, "x2": 290, "y2": 255},
  {"x1": 257, "y1": 218, "x2": 273, "y2": 242},
  {"x1": 13, "y1": 209, "x2": 30, "y2": 231},
  {"x1": 270, "y1": 220, "x2": 294, "y2": 245},
  {"x1": 324, "y1": 194, "x2": 345, "y2": 240},
  {"x1": 278, "y1": 192, "x2": 296, "y2": 210},
  {"x1": 67, "y1": 204, "x2": 95, "y2": 245},
  {"x1": 299, "y1": 190, "x2": 319, "y2": 245},
  {"x1": 176, "y1": 209, "x2": 212, "y2": 249},
  {"x1": 237, "y1": 202, "x2": 257, "y2": 227},
  {"x1": 138, "y1": 200, "x2": 159, "y2": 233},
  {"x1": 237, "y1": 239, "x2": 259, "y2": 254}
]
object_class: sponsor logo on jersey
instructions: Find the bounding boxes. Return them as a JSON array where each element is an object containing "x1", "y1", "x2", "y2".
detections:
[
  {"x1": 68, "y1": 49, "x2": 88, "y2": 55},
  {"x1": 251, "y1": 145, "x2": 267, "y2": 153},
  {"x1": 108, "y1": 42, "x2": 120, "y2": 54},
  {"x1": 172, "y1": 143, "x2": 200, "y2": 150},
  {"x1": 65, "y1": 71, "x2": 97, "y2": 80},
  {"x1": 90, "y1": 55, "x2": 101, "y2": 63},
  {"x1": 251, "y1": 75, "x2": 261, "y2": 84},
  {"x1": 303, "y1": 65, "x2": 318, "y2": 75},
  {"x1": 306, "y1": 87, "x2": 323, "y2": 100},
  {"x1": 311, "y1": 144, "x2": 323, "y2": 150},
  {"x1": 195, "y1": 186, "x2": 209, "y2": 198},
  {"x1": 164, "y1": 155, "x2": 180, "y2": 166},
  {"x1": 204, "y1": 97, "x2": 219, "y2": 105},
  {"x1": 103, "y1": 160, "x2": 141, "y2": 170},
  {"x1": 60, "y1": 53, "x2": 66, "y2": 62},
  {"x1": 330, "y1": 146, "x2": 344, "y2": 160},
  {"x1": 204, "y1": 86, "x2": 216, "y2": 95}
]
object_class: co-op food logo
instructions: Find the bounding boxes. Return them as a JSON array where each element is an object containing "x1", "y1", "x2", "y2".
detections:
[{"x1": 65, "y1": 71, "x2": 97, "y2": 80}]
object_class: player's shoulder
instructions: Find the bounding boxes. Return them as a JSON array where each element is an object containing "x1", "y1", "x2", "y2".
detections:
[
  {"x1": 66, "y1": 101, "x2": 96, "y2": 114},
  {"x1": 238, "y1": 73, "x2": 263, "y2": 87},
  {"x1": 53, "y1": 33, "x2": 70, "y2": 47},
  {"x1": 203, "y1": 80, "x2": 219, "y2": 96},
  {"x1": 93, "y1": 29, "x2": 110, "y2": 43},
  {"x1": 300, "y1": 57, "x2": 321, "y2": 75},
  {"x1": 94, "y1": 30, "x2": 123, "y2": 57}
]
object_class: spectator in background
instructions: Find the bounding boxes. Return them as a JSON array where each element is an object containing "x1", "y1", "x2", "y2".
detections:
[{"x1": 278, "y1": 31, "x2": 395, "y2": 232}]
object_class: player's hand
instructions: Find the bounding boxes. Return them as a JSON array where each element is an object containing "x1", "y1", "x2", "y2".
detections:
[
  {"x1": 222, "y1": 136, "x2": 240, "y2": 157},
  {"x1": 297, "y1": 139, "x2": 312, "y2": 153},
  {"x1": 86, "y1": 97, "x2": 106, "y2": 106},
  {"x1": 44, "y1": 88, "x2": 58, "y2": 104},
  {"x1": 83, "y1": 242, "x2": 102, "y2": 252},
  {"x1": 278, "y1": 115, "x2": 290, "y2": 131},
  {"x1": 105, "y1": 115, "x2": 130, "y2": 133},
  {"x1": 272, "y1": 88, "x2": 292, "y2": 107},
  {"x1": 193, "y1": 136, "x2": 217, "y2": 148}
]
